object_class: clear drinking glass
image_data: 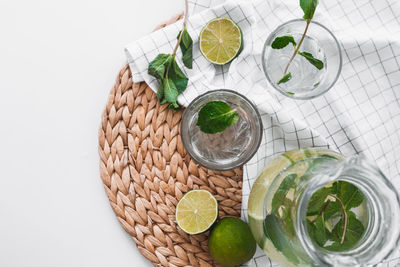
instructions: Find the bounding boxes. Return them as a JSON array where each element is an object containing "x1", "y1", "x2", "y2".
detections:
[
  {"x1": 248, "y1": 148, "x2": 400, "y2": 267},
  {"x1": 262, "y1": 19, "x2": 342, "y2": 99},
  {"x1": 180, "y1": 89, "x2": 263, "y2": 171}
]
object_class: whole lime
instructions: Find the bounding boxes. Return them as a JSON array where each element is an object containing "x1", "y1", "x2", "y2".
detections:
[{"x1": 208, "y1": 217, "x2": 256, "y2": 267}]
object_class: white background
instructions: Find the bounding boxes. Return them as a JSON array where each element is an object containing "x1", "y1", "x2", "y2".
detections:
[{"x1": 0, "y1": 0, "x2": 182, "y2": 266}]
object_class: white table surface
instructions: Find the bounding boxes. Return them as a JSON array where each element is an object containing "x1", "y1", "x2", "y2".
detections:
[{"x1": 0, "y1": 0, "x2": 182, "y2": 266}]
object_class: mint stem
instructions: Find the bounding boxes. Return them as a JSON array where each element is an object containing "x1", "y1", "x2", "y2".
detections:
[
  {"x1": 171, "y1": 0, "x2": 189, "y2": 59},
  {"x1": 283, "y1": 19, "x2": 311, "y2": 75},
  {"x1": 166, "y1": 0, "x2": 189, "y2": 79},
  {"x1": 328, "y1": 194, "x2": 348, "y2": 244}
]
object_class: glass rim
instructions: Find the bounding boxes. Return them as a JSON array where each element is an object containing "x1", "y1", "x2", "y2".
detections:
[
  {"x1": 180, "y1": 89, "x2": 263, "y2": 171},
  {"x1": 262, "y1": 18, "x2": 343, "y2": 100}
]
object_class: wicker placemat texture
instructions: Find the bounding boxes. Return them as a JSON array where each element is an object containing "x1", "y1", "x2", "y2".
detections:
[{"x1": 98, "y1": 14, "x2": 243, "y2": 267}]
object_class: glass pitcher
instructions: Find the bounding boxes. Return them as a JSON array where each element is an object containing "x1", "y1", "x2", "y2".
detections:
[{"x1": 248, "y1": 148, "x2": 400, "y2": 267}]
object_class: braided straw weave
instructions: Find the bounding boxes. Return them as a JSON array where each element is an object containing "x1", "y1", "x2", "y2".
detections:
[{"x1": 98, "y1": 14, "x2": 243, "y2": 267}]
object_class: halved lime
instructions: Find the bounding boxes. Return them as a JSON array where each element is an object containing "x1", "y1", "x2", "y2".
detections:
[
  {"x1": 175, "y1": 189, "x2": 218, "y2": 234},
  {"x1": 199, "y1": 17, "x2": 243, "y2": 65}
]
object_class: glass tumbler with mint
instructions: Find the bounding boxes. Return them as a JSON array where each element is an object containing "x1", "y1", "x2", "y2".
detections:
[
  {"x1": 262, "y1": 0, "x2": 342, "y2": 99},
  {"x1": 180, "y1": 90, "x2": 262, "y2": 171},
  {"x1": 248, "y1": 148, "x2": 400, "y2": 267}
]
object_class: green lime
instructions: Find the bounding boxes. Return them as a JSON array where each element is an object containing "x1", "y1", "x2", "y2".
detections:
[
  {"x1": 208, "y1": 217, "x2": 256, "y2": 267},
  {"x1": 199, "y1": 17, "x2": 243, "y2": 65},
  {"x1": 175, "y1": 190, "x2": 218, "y2": 235}
]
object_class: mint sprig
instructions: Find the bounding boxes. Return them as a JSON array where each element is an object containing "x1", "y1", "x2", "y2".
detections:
[
  {"x1": 148, "y1": 0, "x2": 193, "y2": 110},
  {"x1": 196, "y1": 101, "x2": 239, "y2": 134},
  {"x1": 271, "y1": 0, "x2": 323, "y2": 85}
]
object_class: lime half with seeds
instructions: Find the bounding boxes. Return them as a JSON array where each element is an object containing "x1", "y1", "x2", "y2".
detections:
[
  {"x1": 175, "y1": 189, "x2": 218, "y2": 234},
  {"x1": 199, "y1": 17, "x2": 243, "y2": 65}
]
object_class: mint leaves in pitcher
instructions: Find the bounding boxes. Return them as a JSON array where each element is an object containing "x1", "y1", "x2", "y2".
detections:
[
  {"x1": 148, "y1": 0, "x2": 193, "y2": 110},
  {"x1": 271, "y1": 0, "x2": 324, "y2": 84},
  {"x1": 306, "y1": 181, "x2": 366, "y2": 251}
]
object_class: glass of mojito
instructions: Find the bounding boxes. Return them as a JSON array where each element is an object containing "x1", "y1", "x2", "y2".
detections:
[
  {"x1": 262, "y1": 19, "x2": 342, "y2": 99},
  {"x1": 180, "y1": 90, "x2": 263, "y2": 171}
]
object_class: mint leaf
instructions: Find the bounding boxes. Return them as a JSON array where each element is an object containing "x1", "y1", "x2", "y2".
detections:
[
  {"x1": 272, "y1": 174, "x2": 297, "y2": 213},
  {"x1": 282, "y1": 200, "x2": 296, "y2": 237},
  {"x1": 323, "y1": 200, "x2": 342, "y2": 221},
  {"x1": 307, "y1": 221, "x2": 317, "y2": 244},
  {"x1": 161, "y1": 77, "x2": 179, "y2": 109},
  {"x1": 298, "y1": 51, "x2": 324, "y2": 70},
  {"x1": 307, "y1": 187, "x2": 331, "y2": 216},
  {"x1": 325, "y1": 211, "x2": 364, "y2": 251},
  {"x1": 271, "y1": 35, "x2": 297, "y2": 49},
  {"x1": 177, "y1": 29, "x2": 193, "y2": 69},
  {"x1": 148, "y1": 54, "x2": 172, "y2": 79},
  {"x1": 333, "y1": 181, "x2": 365, "y2": 210},
  {"x1": 196, "y1": 101, "x2": 239, "y2": 134},
  {"x1": 168, "y1": 59, "x2": 188, "y2": 94},
  {"x1": 277, "y1": 72, "x2": 292, "y2": 84},
  {"x1": 313, "y1": 216, "x2": 328, "y2": 247},
  {"x1": 264, "y1": 214, "x2": 300, "y2": 265},
  {"x1": 300, "y1": 0, "x2": 318, "y2": 20}
]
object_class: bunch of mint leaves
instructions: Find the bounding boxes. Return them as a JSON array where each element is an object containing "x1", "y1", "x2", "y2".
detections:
[
  {"x1": 148, "y1": 2, "x2": 193, "y2": 110},
  {"x1": 272, "y1": 0, "x2": 324, "y2": 86},
  {"x1": 265, "y1": 154, "x2": 366, "y2": 265}
]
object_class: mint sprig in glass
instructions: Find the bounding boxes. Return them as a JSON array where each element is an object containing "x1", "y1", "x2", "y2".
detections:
[{"x1": 262, "y1": 0, "x2": 342, "y2": 99}]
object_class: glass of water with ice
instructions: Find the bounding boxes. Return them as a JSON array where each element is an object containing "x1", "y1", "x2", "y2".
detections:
[
  {"x1": 262, "y1": 19, "x2": 342, "y2": 99},
  {"x1": 180, "y1": 90, "x2": 263, "y2": 171}
]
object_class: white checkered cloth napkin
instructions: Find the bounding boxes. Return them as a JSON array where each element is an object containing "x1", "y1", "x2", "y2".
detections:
[{"x1": 126, "y1": 0, "x2": 400, "y2": 265}]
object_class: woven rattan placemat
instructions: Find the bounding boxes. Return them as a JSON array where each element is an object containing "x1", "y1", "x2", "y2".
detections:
[{"x1": 98, "y1": 14, "x2": 243, "y2": 267}]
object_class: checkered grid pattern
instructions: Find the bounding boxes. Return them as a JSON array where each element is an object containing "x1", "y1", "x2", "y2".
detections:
[{"x1": 125, "y1": 0, "x2": 400, "y2": 265}]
